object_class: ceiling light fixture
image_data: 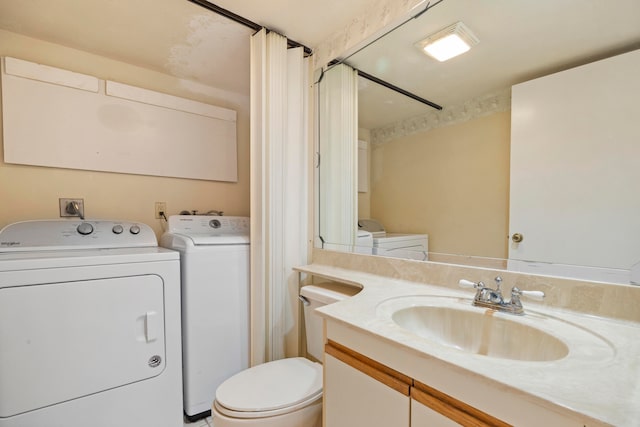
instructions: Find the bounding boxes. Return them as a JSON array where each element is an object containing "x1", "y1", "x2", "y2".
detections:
[{"x1": 415, "y1": 21, "x2": 479, "y2": 62}]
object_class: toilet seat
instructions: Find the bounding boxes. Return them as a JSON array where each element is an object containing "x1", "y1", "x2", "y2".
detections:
[
  {"x1": 214, "y1": 357, "x2": 322, "y2": 419},
  {"x1": 214, "y1": 392, "x2": 322, "y2": 419}
]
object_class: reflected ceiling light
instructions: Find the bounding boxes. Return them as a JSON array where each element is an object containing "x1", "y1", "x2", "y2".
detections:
[{"x1": 415, "y1": 21, "x2": 479, "y2": 62}]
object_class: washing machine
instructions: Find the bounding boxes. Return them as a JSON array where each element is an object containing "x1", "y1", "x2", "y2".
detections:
[
  {"x1": 355, "y1": 230, "x2": 374, "y2": 254},
  {"x1": 358, "y1": 219, "x2": 429, "y2": 260},
  {"x1": 160, "y1": 215, "x2": 250, "y2": 421},
  {"x1": 0, "y1": 219, "x2": 182, "y2": 427}
]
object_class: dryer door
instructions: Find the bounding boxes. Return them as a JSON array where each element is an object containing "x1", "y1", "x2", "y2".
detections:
[{"x1": 0, "y1": 275, "x2": 165, "y2": 417}]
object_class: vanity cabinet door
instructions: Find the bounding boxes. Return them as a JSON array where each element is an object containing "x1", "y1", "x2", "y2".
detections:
[
  {"x1": 411, "y1": 381, "x2": 511, "y2": 427},
  {"x1": 324, "y1": 341, "x2": 411, "y2": 427},
  {"x1": 411, "y1": 399, "x2": 462, "y2": 427}
]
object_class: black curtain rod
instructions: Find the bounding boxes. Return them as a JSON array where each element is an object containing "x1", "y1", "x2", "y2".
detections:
[
  {"x1": 187, "y1": 0, "x2": 312, "y2": 56},
  {"x1": 357, "y1": 70, "x2": 443, "y2": 111},
  {"x1": 326, "y1": 60, "x2": 442, "y2": 111}
]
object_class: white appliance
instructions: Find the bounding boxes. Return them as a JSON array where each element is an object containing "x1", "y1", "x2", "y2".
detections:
[
  {"x1": 160, "y1": 215, "x2": 250, "y2": 421},
  {"x1": 358, "y1": 219, "x2": 429, "y2": 260},
  {"x1": 0, "y1": 219, "x2": 182, "y2": 427},
  {"x1": 355, "y1": 230, "x2": 374, "y2": 254}
]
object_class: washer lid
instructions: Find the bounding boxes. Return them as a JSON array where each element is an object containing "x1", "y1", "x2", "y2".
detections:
[
  {"x1": 215, "y1": 357, "x2": 322, "y2": 413},
  {"x1": 374, "y1": 233, "x2": 428, "y2": 246},
  {"x1": 187, "y1": 234, "x2": 250, "y2": 245}
]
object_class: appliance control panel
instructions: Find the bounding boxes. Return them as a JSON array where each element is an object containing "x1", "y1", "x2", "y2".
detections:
[
  {"x1": 167, "y1": 215, "x2": 249, "y2": 235},
  {"x1": 0, "y1": 220, "x2": 157, "y2": 251}
]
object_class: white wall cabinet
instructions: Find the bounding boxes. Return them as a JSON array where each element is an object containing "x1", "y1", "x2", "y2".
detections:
[
  {"x1": 357, "y1": 140, "x2": 369, "y2": 193},
  {"x1": 2, "y1": 57, "x2": 238, "y2": 182}
]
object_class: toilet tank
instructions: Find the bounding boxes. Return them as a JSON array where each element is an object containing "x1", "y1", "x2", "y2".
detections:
[{"x1": 300, "y1": 282, "x2": 361, "y2": 361}]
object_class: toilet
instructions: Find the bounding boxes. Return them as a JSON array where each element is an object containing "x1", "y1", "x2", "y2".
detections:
[{"x1": 211, "y1": 282, "x2": 360, "y2": 427}]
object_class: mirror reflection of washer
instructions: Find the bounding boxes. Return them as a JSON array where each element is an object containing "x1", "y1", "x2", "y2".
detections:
[
  {"x1": 0, "y1": 220, "x2": 182, "y2": 427},
  {"x1": 358, "y1": 218, "x2": 429, "y2": 260},
  {"x1": 160, "y1": 215, "x2": 250, "y2": 422}
]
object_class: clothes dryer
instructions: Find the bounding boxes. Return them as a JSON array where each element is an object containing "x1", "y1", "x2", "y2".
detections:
[
  {"x1": 160, "y1": 215, "x2": 250, "y2": 421},
  {"x1": 0, "y1": 220, "x2": 182, "y2": 427}
]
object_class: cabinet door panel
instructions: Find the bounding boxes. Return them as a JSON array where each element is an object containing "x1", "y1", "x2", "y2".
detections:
[
  {"x1": 411, "y1": 399, "x2": 462, "y2": 427},
  {"x1": 324, "y1": 354, "x2": 409, "y2": 427}
]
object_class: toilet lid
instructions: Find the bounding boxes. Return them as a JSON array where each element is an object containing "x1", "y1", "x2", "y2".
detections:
[{"x1": 215, "y1": 357, "x2": 322, "y2": 413}]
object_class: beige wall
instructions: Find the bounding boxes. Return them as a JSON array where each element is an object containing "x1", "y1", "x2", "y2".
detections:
[
  {"x1": 0, "y1": 30, "x2": 250, "y2": 239},
  {"x1": 369, "y1": 111, "x2": 510, "y2": 258}
]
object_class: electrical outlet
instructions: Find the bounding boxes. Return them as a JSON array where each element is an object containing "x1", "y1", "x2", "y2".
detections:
[
  {"x1": 59, "y1": 198, "x2": 85, "y2": 218},
  {"x1": 155, "y1": 202, "x2": 167, "y2": 219}
]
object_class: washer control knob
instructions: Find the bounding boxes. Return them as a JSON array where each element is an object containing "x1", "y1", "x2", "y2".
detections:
[
  {"x1": 209, "y1": 219, "x2": 221, "y2": 229},
  {"x1": 112, "y1": 224, "x2": 124, "y2": 234},
  {"x1": 77, "y1": 222, "x2": 94, "y2": 235},
  {"x1": 129, "y1": 225, "x2": 141, "y2": 235}
]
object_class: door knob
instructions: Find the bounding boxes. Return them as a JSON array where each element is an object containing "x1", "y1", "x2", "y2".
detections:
[{"x1": 511, "y1": 233, "x2": 524, "y2": 243}]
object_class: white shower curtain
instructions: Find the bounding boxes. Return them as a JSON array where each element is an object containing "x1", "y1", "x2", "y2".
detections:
[
  {"x1": 318, "y1": 63, "x2": 358, "y2": 250},
  {"x1": 250, "y1": 29, "x2": 310, "y2": 365}
]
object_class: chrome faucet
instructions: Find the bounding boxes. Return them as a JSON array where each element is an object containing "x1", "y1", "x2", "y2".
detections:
[{"x1": 458, "y1": 276, "x2": 544, "y2": 315}]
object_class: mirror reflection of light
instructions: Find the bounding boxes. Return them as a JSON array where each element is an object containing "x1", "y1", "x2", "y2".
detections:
[
  {"x1": 416, "y1": 21, "x2": 479, "y2": 62},
  {"x1": 422, "y1": 34, "x2": 471, "y2": 62}
]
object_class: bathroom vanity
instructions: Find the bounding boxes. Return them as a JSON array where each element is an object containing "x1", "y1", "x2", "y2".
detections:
[{"x1": 295, "y1": 250, "x2": 640, "y2": 427}]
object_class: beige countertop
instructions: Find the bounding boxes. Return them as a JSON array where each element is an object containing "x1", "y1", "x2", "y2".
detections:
[{"x1": 295, "y1": 262, "x2": 640, "y2": 427}]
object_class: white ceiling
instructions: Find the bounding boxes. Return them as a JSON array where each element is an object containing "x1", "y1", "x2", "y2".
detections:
[
  {"x1": 0, "y1": 0, "x2": 638, "y2": 129},
  {"x1": 206, "y1": 0, "x2": 372, "y2": 49},
  {"x1": 351, "y1": 0, "x2": 640, "y2": 128},
  {"x1": 0, "y1": 0, "x2": 254, "y2": 94},
  {"x1": 0, "y1": 0, "x2": 371, "y2": 96}
]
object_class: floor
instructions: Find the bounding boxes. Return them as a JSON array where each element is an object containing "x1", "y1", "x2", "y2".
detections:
[{"x1": 183, "y1": 415, "x2": 214, "y2": 427}]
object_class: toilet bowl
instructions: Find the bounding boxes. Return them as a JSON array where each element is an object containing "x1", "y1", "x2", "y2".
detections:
[
  {"x1": 211, "y1": 283, "x2": 361, "y2": 427},
  {"x1": 212, "y1": 358, "x2": 322, "y2": 427}
]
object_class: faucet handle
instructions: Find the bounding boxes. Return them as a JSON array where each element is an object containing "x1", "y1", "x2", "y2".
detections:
[
  {"x1": 459, "y1": 279, "x2": 484, "y2": 289},
  {"x1": 511, "y1": 287, "x2": 545, "y2": 301}
]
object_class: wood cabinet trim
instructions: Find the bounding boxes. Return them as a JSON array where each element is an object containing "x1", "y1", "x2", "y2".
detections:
[
  {"x1": 325, "y1": 340, "x2": 411, "y2": 396},
  {"x1": 413, "y1": 380, "x2": 512, "y2": 427}
]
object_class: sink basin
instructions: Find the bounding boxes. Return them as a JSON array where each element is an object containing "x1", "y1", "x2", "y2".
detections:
[
  {"x1": 391, "y1": 305, "x2": 568, "y2": 361},
  {"x1": 376, "y1": 295, "x2": 613, "y2": 363}
]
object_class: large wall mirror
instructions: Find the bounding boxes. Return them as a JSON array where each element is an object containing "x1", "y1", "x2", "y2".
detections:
[{"x1": 317, "y1": 0, "x2": 640, "y2": 285}]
